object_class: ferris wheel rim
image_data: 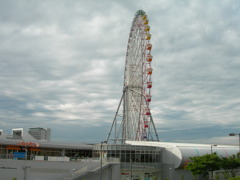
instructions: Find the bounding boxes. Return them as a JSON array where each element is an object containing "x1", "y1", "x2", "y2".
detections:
[
  {"x1": 106, "y1": 10, "x2": 159, "y2": 143},
  {"x1": 123, "y1": 10, "x2": 154, "y2": 141}
]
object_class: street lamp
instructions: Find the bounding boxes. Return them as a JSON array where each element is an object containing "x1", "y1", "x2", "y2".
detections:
[
  {"x1": 229, "y1": 133, "x2": 240, "y2": 153},
  {"x1": 100, "y1": 141, "x2": 107, "y2": 180},
  {"x1": 209, "y1": 145, "x2": 217, "y2": 180},
  {"x1": 210, "y1": 145, "x2": 217, "y2": 154}
]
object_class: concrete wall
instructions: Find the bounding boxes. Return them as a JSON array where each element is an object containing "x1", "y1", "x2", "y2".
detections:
[
  {"x1": 161, "y1": 163, "x2": 197, "y2": 180},
  {"x1": 76, "y1": 164, "x2": 121, "y2": 180},
  {"x1": 160, "y1": 147, "x2": 198, "y2": 180},
  {"x1": 0, "y1": 159, "x2": 120, "y2": 180}
]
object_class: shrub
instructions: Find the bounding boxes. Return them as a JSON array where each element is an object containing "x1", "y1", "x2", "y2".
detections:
[
  {"x1": 180, "y1": 174, "x2": 185, "y2": 180},
  {"x1": 228, "y1": 177, "x2": 240, "y2": 180}
]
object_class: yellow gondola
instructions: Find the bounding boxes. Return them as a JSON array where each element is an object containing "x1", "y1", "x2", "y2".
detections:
[{"x1": 146, "y1": 33, "x2": 151, "y2": 40}]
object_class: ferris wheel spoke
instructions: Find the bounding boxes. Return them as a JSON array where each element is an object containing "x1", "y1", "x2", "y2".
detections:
[
  {"x1": 128, "y1": 90, "x2": 141, "y2": 112},
  {"x1": 123, "y1": 11, "x2": 154, "y2": 141},
  {"x1": 107, "y1": 10, "x2": 159, "y2": 143}
]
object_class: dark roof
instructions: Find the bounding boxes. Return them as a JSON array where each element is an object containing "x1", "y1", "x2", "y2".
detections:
[{"x1": 0, "y1": 138, "x2": 94, "y2": 150}]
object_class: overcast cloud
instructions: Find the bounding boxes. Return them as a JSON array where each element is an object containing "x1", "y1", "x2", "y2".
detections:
[{"x1": 0, "y1": 0, "x2": 239, "y2": 145}]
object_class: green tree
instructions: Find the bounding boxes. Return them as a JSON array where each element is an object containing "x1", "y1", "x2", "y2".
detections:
[
  {"x1": 221, "y1": 153, "x2": 240, "y2": 177},
  {"x1": 185, "y1": 153, "x2": 221, "y2": 178},
  {"x1": 228, "y1": 177, "x2": 240, "y2": 180},
  {"x1": 180, "y1": 174, "x2": 185, "y2": 180}
]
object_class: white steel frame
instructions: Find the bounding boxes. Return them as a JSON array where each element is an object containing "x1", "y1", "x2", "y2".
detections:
[{"x1": 107, "y1": 10, "x2": 159, "y2": 143}]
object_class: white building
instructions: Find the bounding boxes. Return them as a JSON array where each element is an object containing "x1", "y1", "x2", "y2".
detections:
[
  {"x1": 28, "y1": 127, "x2": 51, "y2": 141},
  {"x1": 0, "y1": 129, "x2": 239, "y2": 180},
  {"x1": 12, "y1": 128, "x2": 24, "y2": 139},
  {"x1": 126, "y1": 141, "x2": 239, "y2": 180}
]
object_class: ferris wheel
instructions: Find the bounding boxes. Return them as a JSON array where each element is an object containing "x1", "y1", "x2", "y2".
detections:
[{"x1": 107, "y1": 10, "x2": 159, "y2": 143}]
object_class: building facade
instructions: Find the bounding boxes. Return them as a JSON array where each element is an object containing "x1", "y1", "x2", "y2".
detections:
[
  {"x1": 28, "y1": 127, "x2": 51, "y2": 141},
  {"x1": 93, "y1": 143, "x2": 162, "y2": 180},
  {"x1": 0, "y1": 131, "x2": 239, "y2": 180}
]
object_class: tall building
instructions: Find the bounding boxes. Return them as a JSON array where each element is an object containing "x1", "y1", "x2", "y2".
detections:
[{"x1": 28, "y1": 127, "x2": 51, "y2": 141}]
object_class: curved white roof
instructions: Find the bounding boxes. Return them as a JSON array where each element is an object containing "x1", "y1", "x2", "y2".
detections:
[{"x1": 126, "y1": 141, "x2": 239, "y2": 168}]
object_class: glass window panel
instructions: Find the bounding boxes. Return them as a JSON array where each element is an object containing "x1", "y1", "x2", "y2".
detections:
[{"x1": 126, "y1": 154, "x2": 130, "y2": 162}]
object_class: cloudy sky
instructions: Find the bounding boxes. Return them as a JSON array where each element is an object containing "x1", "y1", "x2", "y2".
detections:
[{"x1": 0, "y1": 0, "x2": 239, "y2": 145}]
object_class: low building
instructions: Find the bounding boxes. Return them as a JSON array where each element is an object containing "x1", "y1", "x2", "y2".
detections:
[
  {"x1": 126, "y1": 141, "x2": 239, "y2": 180},
  {"x1": 0, "y1": 134, "x2": 239, "y2": 180},
  {"x1": 0, "y1": 137, "x2": 120, "y2": 180}
]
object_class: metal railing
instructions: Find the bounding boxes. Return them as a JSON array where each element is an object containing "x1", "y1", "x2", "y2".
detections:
[{"x1": 0, "y1": 154, "x2": 120, "y2": 163}]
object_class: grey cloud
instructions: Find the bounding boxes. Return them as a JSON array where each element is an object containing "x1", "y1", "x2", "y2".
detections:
[{"x1": 0, "y1": 0, "x2": 239, "y2": 143}]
